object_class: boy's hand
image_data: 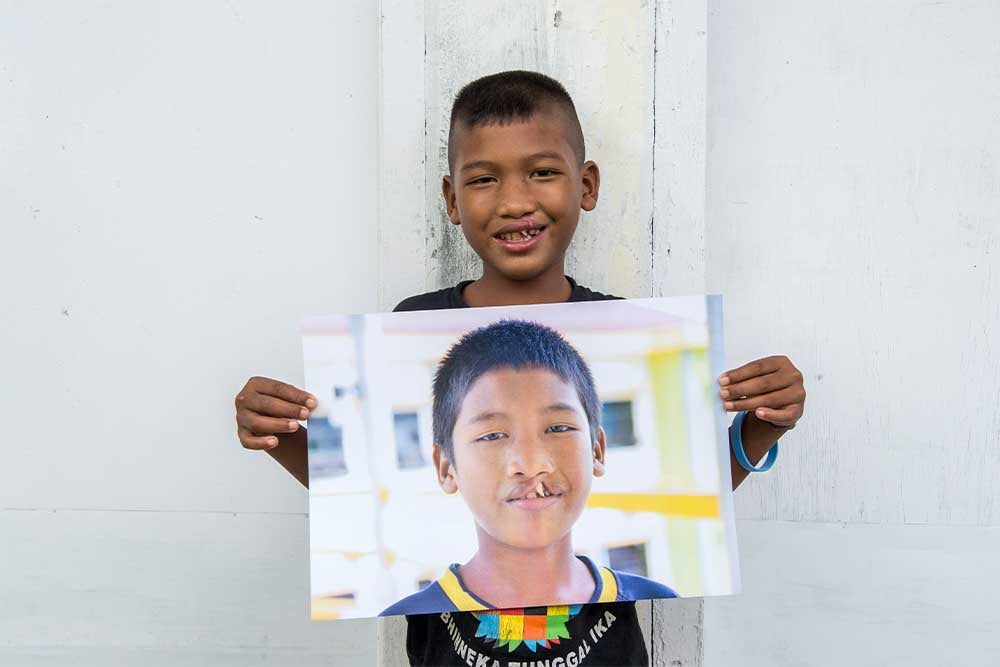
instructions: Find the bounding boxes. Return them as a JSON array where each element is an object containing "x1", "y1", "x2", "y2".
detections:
[
  {"x1": 718, "y1": 355, "x2": 805, "y2": 428},
  {"x1": 235, "y1": 376, "x2": 317, "y2": 450}
]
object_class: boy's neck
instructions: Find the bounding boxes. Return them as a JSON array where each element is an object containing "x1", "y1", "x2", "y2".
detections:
[
  {"x1": 463, "y1": 262, "x2": 573, "y2": 308},
  {"x1": 458, "y1": 533, "x2": 596, "y2": 609}
]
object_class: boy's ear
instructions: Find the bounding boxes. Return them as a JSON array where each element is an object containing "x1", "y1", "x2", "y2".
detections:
[
  {"x1": 592, "y1": 427, "x2": 607, "y2": 477},
  {"x1": 433, "y1": 444, "x2": 459, "y2": 494},
  {"x1": 580, "y1": 160, "x2": 600, "y2": 212},
  {"x1": 441, "y1": 176, "x2": 461, "y2": 226}
]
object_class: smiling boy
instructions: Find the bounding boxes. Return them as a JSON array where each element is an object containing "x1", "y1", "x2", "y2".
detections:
[
  {"x1": 235, "y1": 71, "x2": 806, "y2": 666},
  {"x1": 380, "y1": 320, "x2": 678, "y2": 618}
]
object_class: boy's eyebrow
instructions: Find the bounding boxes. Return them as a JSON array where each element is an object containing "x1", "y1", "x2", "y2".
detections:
[
  {"x1": 458, "y1": 151, "x2": 569, "y2": 173},
  {"x1": 465, "y1": 402, "x2": 581, "y2": 424},
  {"x1": 544, "y1": 402, "x2": 582, "y2": 414},
  {"x1": 466, "y1": 410, "x2": 508, "y2": 424},
  {"x1": 524, "y1": 150, "x2": 568, "y2": 163}
]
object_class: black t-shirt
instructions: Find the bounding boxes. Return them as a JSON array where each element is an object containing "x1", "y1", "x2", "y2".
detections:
[
  {"x1": 393, "y1": 277, "x2": 647, "y2": 667},
  {"x1": 393, "y1": 276, "x2": 620, "y2": 311},
  {"x1": 404, "y1": 602, "x2": 647, "y2": 667}
]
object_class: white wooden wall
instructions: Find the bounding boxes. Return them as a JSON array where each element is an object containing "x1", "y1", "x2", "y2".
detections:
[
  {"x1": 703, "y1": 1, "x2": 1000, "y2": 665},
  {"x1": 1, "y1": 2, "x2": 383, "y2": 665},
  {"x1": 5, "y1": 1, "x2": 996, "y2": 665}
]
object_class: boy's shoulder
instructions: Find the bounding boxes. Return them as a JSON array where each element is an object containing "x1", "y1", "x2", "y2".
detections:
[
  {"x1": 393, "y1": 281, "x2": 472, "y2": 312},
  {"x1": 609, "y1": 568, "x2": 679, "y2": 602},
  {"x1": 392, "y1": 277, "x2": 622, "y2": 312},
  {"x1": 379, "y1": 581, "x2": 458, "y2": 617}
]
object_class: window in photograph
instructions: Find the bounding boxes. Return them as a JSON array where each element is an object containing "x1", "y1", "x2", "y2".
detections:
[
  {"x1": 601, "y1": 400, "x2": 638, "y2": 448},
  {"x1": 307, "y1": 417, "x2": 348, "y2": 478},
  {"x1": 608, "y1": 542, "x2": 649, "y2": 577},
  {"x1": 393, "y1": 411, "x2": 425, "y2": 469}
]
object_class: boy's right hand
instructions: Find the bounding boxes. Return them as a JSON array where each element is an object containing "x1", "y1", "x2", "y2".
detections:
[{"x1": 235, "y1": 376, "x2": 317, "y2": 451}]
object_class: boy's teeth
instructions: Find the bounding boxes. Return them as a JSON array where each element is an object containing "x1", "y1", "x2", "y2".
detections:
[
  {"x1": 536, "y1": 482, "x2": 546, "y2": 497},
  {"x1": 499, "y1": 229, "x2": 540, "y2": 242},
  {"x1": 526, "y1": 492, "x2": 538, "y2": 499}
]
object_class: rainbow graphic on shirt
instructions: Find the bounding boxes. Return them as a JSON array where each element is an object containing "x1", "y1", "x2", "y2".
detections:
[{"x1": 472, "y1": 605, "x2": 583, "y2": 652}]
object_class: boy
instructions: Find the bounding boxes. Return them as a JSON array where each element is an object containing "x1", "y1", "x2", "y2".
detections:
[
  {"x1": 234, "y1": 71, "x2": 806, "y2": 665},
  {"x1": 381, "y1": 319, "x2": 679, "y2": 618}
]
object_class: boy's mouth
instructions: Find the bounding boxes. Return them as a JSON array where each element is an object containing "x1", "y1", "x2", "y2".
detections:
[
  {"x1": 506, "y1": 481, "x2": 563, "y2": 505},
  {"x1": 492, "y1": 222, "x2": 548, "y2": 251}
]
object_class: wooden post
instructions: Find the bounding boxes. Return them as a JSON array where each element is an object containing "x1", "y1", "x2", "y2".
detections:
[{"x1": 376, "y1": 1, "x2": 707, "y2": 663}]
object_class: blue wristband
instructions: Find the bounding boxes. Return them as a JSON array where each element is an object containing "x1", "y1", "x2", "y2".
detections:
[{"x1": 730, "y1": 410, "x2": 779, "y2": 473}]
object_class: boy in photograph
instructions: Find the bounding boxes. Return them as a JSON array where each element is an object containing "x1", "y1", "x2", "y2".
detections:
[
  {"x1": 380, "y1": 319, "x2": 679, "y2": 618},
  {"x1": 234, "y1": 71, "x2": 807, "y2": 665}
]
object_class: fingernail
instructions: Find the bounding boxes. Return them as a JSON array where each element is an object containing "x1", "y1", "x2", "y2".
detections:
[
  {"x1": 720, "y1": 389, "x2": 730, "y2": 399},
  {"x1": 724, "y1": 401, "x2": 734, "y2": 410},
  {"x1": 288, "y1": 420, "x2": 298, "y2": 431},
  {"x1": 305, "y1": 397, "x2": 317, "y2": 409},
  {"x1": 719, "y1": 375, "x2": 730, "y2": 386},
  {"x1": 756, "y1": 408, "x2": 765, "y2": 417},
  {"x1": 299, "y1": 408, "x2": 309, "y2": 420},
  {"x1": 267, "y1": 437, "x2": 278, "y2": 447}
]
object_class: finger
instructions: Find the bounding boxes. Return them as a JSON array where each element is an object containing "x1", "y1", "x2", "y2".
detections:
[
  {"x1": 250, "y1": 376, "x2": 317, "y2": 409},
  {"x1": 719, "y1": 356, "x2": 789, "y2": 386},
  {"x1": 723, "y1": 385, "x2": 805, "y2": 412},
  {"x1": 238, "y1": 426, "x2": 279, "y2": 451},
  {"x1": 754, "y1": 404, "x2": 803, "y2": 427},
  {"x1": 237, "y1": 412, "x2": 301, "y2": 436},
  {"x1": 246, "y1": 393, "x2": 312, "y2": 420},
  {"x1": 720, "y1": 369, "x2": 791, "y2": 400}
]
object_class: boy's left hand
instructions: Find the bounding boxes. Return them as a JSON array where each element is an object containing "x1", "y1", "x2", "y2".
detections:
[{"x1": 718, "y1": 355, "x2": 806, "y2": 428}]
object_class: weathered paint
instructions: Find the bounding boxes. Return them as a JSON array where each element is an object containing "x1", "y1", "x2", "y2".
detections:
[
  {"x1": 419, "y1": 0, "x2": 656, "y2": 296},
  {"x1": 377, "y1": 1, "x2": 707, "y2": 663}
]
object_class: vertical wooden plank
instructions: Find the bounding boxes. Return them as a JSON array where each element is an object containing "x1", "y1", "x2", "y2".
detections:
[
  {"x1": 651, "y1": 1, "x2": 709, "y2": 663},
  {"x1": 423, "y1": 0, "x2": 551, "y2": 289},
  {"x1": 378, "y1": 0, "x2": 428, "y2": 311},
  {"x1": 422, "y1": 0, "x2": 654, "y2": 296},
  {"x1": 377, "y1": 1, "x2": 427, "y2": 659},
  {"x1": 377, "y1": 2, "x2": 709, "y2": 664},
  {"x1": 547, "y1": 1, "x2": 656, "y2": 297},
  {"x1": 376, "y1": 615, "x2": 409, "y2": 665},
  {"x1": 651, "y1": 597, "x2": 705, "y2": 666},
  {"x1": 653, "y1": 0, "x2": 707, "y2": 297}
]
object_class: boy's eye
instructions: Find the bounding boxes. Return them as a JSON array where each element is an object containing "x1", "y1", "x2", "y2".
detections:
[
  {"x1": 546, "y1": 424, "x2": 576, "y2": 433},
  {"x1": 533, "y1": 169, "x2": 558, "y2": 178},
  {"x1": 477, "y1": 432, "x2": 506, "y2": 442},
  {"x1": 467, "y1": 176, "x2": 495, "y2": 185}
]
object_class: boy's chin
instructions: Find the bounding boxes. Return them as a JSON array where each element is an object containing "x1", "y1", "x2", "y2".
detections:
[
  {"x1": 488, "y1": 528, "x2": 572, "y2": 552},
  {"x1": 489, "y1": 256, "x2": 561, "y2": 282}
]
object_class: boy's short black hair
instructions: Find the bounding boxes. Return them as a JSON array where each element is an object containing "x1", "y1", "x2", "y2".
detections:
[
  {"x1": 448, "y1": 70, "x2": 586, "y2": 171},
  {"x1": 432, "y1": 319, "x2": 601, "y2": 462}
]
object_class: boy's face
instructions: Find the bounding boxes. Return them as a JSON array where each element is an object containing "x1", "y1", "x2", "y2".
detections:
[
  {"x1": 434, "y1": 367, "x2": 606, "y2": 552},
  {"x1": 443, "y1": 109, "x2": 600, "y2": 282}
]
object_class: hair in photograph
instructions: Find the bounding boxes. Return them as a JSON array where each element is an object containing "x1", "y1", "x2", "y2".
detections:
[{"x1": 431, "y1": 319, "x2": 601, "y2": 461}]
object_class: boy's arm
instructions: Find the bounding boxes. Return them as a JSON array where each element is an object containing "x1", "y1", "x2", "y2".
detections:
[
  {"x1": 235, "y1": 377, "x2": 315, "y2": 488},
  {"x1": 717, "y1": 356, "x2": 806, "y2": 490}
]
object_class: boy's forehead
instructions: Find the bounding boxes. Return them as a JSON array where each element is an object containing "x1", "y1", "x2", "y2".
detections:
[
  {"x1": 458, "y1": 367, "x2": 582, "y2": 414},
  {"x1": 449, "y1": 110, "x2": 579, "y2": 173}
]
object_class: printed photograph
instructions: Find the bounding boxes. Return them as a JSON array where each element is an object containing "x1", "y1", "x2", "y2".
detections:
[{"x1": 303, "y1": 296, "x2": 739, "y2": 620}]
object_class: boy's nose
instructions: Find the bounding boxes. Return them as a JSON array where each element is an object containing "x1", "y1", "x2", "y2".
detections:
[
  {"x1": 496, "y1": 178, "x2": 536, "y2": 218},
  {"x1": 505, "y1": 435, "x2": 554, "y2": 478}
]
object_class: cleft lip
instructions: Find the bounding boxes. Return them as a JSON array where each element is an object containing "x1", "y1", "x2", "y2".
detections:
[
  {"x1": 492, "y1": 219, "x2": 548, "y2": 237},
  {"x1": 504, "y1": 478, "x2": 563, "y2": 502}
]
